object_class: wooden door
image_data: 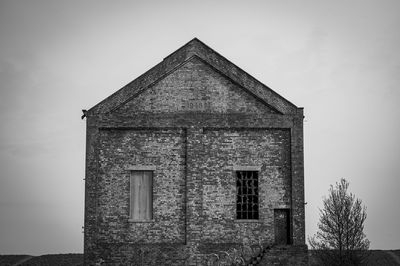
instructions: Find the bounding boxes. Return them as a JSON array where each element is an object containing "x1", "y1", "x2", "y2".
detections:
[{"x1": 274, "y1": 209, "x2": 290, "y2": 245}]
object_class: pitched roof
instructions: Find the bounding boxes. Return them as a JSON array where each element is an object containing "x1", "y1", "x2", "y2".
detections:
[{"x1": 88, "y1": 38, "x2": 299, "y2": 115}]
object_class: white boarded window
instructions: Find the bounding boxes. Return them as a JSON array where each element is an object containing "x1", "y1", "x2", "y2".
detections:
[{"x1": 130, "y1": 171, "x2": 153, "y2": 221}]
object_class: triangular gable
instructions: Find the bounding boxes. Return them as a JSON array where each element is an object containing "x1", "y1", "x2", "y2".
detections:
[
  {"x1": 112, "y1": 56, "x2": 279, "y2": 115},
  {"x1": 88, "y1": 38, "x2": 299, "y2": 116}
]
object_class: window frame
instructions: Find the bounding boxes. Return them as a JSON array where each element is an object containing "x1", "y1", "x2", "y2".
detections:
[
  {"x1": 234, "y1": 167, "x2": 260, "y2": 221},
  {"x1": 127, "y1": 166, "x2": 156, "y2": 223}
]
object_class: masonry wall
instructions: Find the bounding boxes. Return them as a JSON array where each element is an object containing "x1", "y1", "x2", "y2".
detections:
[
  {"x1": 84, "y1": 50, "x2": 306, "y2": 265},
  {"x1": 115, "y1": 57, "x2": 277, "y2": 116},
  {"x1": 97, "y1": 129, "x2": 186, "y2": 243},
  {"x1": 200, "y1": 128, "x2": 291, "y2": 244}
]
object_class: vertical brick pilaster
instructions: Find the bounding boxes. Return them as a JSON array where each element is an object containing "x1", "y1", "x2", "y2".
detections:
[
  {"x1": 186, "y1": 126, "x2": 204, "y2": 265},
  {"x1": 84, "y1": 117, "x2": 100, "y2": 265},
  {"x1": 291, "y1": 108, "x2": 305, "y2": 245}
]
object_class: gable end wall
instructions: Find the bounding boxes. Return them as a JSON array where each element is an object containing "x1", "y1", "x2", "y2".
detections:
[{"x1": 84, "y1": 41, "x2": 306, "y2": 266}]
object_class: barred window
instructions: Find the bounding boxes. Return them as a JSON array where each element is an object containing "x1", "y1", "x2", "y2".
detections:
[{"x1": 236, "y1": 171, "x2": 259, "y2": 219}]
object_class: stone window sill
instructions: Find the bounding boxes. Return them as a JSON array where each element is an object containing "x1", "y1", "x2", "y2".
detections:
[
  {"x1": 234, "y1": 219, "x2": 261, "y2": 223},
  {"x1": 128, "y1": 219, "x2": 155, "y2": 223}
]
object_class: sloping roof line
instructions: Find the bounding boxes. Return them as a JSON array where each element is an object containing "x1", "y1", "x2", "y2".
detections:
[{"x1": 88, "y1": 38, "x2": 299, "y2": 115}]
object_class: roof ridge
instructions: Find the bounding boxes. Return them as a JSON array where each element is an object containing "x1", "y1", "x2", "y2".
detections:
[{"x1": 163, "y1": 37, "x2": 199, "y2": 61}]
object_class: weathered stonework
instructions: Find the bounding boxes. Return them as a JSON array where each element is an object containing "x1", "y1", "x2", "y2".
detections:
[{"x1": 84, "y1": 38, "x2": 307, "y2": 265}]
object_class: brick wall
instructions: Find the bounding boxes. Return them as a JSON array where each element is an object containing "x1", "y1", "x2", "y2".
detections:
[
  {"x1": 115, "y1": 57, "x2": 277, "y2": 115},
  {"x1": 97, "y1": 129, "x2": 186, "y2": 243},
  {"x1": 200, "y1": 128, "x2": 291, "y2": 244}
]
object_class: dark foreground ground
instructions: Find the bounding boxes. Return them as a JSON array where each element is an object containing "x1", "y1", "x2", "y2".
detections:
[
  {"x1": 0, "y1": 250, "x2": 399, "y2": 265},
  {"x1": 308, "y1": 250, "x2": 400, "y2": 266},
  {"x1": 0, "y1": 254, "x2": 83, "y2": 266}
]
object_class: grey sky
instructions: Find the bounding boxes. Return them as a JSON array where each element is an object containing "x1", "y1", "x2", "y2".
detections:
[{"x1": 0, "y1": 0, "x2": 399, "y2": 255}]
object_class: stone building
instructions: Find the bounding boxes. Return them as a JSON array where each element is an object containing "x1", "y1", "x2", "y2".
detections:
[{"x1": 83, "y1": 38, "x2": 307, "y2": 265}]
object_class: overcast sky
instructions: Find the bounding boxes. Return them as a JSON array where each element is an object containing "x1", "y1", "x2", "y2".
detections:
[{"x1": 0, "y1": 0, "x2": 399, "y2": 255}]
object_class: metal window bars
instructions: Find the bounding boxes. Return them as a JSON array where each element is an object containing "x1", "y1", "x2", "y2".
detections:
[{"x1": 236, "y1": 171, "x2": 259, "y2": 220}]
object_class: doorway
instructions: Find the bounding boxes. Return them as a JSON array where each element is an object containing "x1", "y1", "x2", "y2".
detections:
[{"x1": 274, "y1": 209, "x2": 290, "y2": 245}]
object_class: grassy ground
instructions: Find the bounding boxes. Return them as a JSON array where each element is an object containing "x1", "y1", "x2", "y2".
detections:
[
  {"x1": 0, "y1": 255, "x2": 32, "y2": 266},
  {"x1": 365, "y1": 250, "x2": 398, "y2": 265},
  {"x1": 1, "y1": 250, "x2": 399, "y2": 265},
  {"x1": 309, "y1": 250, "x2": 400, "y2": 266},
  {"x1": 0, "y1": 254, "x2": 82, "y2": 266}
]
